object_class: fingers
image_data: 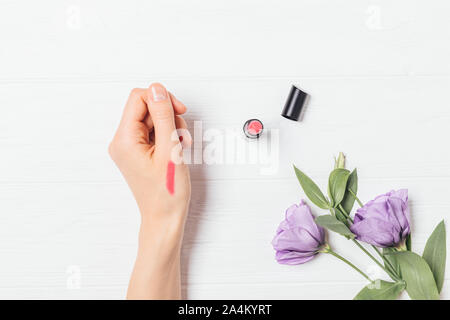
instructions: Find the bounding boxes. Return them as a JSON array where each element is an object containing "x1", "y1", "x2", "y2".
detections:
[
  {"x1": 175, "y1": 115, "x2": 187, "y2": 130},
  {"x1": 118, "y1": 84, "x2": 189, "y2": 157},
  {"x1": 170, "y1": 92, "x2": 187, "y2": 115},
  {"x1": 143, "y1": 91, "x2": 187, "y2": 130},
  {"x1": 120, "y1": 88, "x2": 148, "y2": 126},
  {"x1": 146, "y1": 83, "x2": 178, "y2": 150},
  {"x1": 175, "y1": 115, "x2": 192, "y2": 147},
  {"x1": 110, "y1": 89, "x2": 150, "y2": 161}
]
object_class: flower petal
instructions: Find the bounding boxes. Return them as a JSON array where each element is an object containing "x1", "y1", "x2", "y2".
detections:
[
  {"x1": 351, "y1": 189, "x2": 410, "y2": 247},
  {"x1": 391, "y1": 189, "x2": 408, "y2": 203},
  {"x1": 272, "y1": 227, "x2": 320, "y2": 253},
  {"x1": 350, "y1": 218, "x2": 400, "y2": 247},
  {"x1": 284, "y1": 200, "x2": 325, "y2": 243},
  {"x1": 275, "y1": 250, "x2": 316, "y2": 265},
  {"x1": 354, "y1": 201, "x2": 390, "y2": 221},
  {"x1": 386, "y1": 197, "x2": 410, "y2": 233}
]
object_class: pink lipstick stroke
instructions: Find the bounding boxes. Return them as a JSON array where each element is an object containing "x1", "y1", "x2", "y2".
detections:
[{"x1": 166, "y1": 161, "x2": 175, "y2": 195}]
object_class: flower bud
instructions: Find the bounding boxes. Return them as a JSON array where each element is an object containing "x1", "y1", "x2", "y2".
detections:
[{"x1": 335, "y1": 152, "x2": 346, "y2": 169}]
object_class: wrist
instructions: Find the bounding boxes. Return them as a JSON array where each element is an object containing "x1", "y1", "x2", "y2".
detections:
[{"x1": 138, "y1": 214, "x2": 186, "y2": 254}]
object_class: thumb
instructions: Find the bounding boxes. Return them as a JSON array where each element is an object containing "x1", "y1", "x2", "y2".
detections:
[{"x1": 146, "y1": 83, "x2": 178, "y2": 151}]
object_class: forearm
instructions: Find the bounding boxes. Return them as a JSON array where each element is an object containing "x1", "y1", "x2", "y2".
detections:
[{"x1": 127, "y1": 217, "x2": 185, "y2": 300}]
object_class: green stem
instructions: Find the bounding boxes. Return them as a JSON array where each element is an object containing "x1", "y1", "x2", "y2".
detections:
[
  {"x1": 326, "y1": 248, "x2": 373, "y2": 282},
  {"x1": 373, "y1": 246, "x2": 401, "y2": 281},
  {"x1": 352, "y1": 239, "x2": 400, "y2": 280},
  {"x1": 338, "y1": 204, "x2": 353, "y2": 223},
  {"x1": 349, "y1": 189, "x2": 364, "y2": 207}
]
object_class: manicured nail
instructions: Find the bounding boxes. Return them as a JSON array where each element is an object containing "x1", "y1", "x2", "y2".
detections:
[{"x1": 150, "y1": 83, "x2": 168, "y2": 102}]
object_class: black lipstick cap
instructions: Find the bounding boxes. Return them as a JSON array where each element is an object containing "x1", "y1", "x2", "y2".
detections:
[{"x1": 281, "y1": 85, "x2": 308, "y2": 121}]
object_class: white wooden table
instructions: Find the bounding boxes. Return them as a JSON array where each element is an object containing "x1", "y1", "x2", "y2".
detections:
[{"x1": 0, "y1": 0, "x2": 449, "y2": 299}]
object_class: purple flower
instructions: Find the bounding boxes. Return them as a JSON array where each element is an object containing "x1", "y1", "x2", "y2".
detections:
[
  {"x1": 350, "y1": 189, "x2": 410, "y2": 248},
  {"x1": 272, "y1": 200, "x2": 326, "y2": 265}
]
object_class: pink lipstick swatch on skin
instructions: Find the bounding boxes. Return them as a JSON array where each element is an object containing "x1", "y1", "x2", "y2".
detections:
[{"x1": 166, "y1": 161, "x2": 175, "y2": 195}]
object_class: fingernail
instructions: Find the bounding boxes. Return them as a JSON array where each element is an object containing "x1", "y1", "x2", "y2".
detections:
[{"x1": 150, "y1": 83, "x2": 168, "y2": 102}]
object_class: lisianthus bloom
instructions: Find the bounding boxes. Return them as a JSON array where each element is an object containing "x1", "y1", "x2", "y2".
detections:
[
  {"x1": 272, "y1": 200, "x2": 326, "y2": 265},
  {"x1": 350, "y1": 189, "x2": 410, "y2": 248}
]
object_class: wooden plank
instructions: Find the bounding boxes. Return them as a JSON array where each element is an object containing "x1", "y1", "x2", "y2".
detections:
[{"x1": 0, "y1": 1, "x2": 449, "y2": 80}]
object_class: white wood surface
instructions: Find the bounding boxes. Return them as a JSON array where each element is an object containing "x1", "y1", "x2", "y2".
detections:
[{"x1": 1, "y1": 0, "x2": 450, "y2": 299}]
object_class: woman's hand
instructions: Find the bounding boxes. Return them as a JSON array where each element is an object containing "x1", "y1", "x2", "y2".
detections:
[{"x1": 109, "y1": 83, "x2": 191, "y2": 299}]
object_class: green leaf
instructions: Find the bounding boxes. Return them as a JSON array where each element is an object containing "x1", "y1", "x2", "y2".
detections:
[
  {"x1": 341, "y1": 169, "x2": 358, "y2": 214},
  {"x1": 327, "y1": 168, "x2": 350, "y2": 208},
  {"x1": 315, "y1": 215, "x2": 355, "y2": 238},
  {"x1": 393, "y1": 251, "x2": 440, "y2": 300},
  {"x1": 354, "y1": 280, "x2": 405, "y2": 300},
  {"x1": 293, "y1": 165, "x2": 330, "y2": 209},
  {"x1": 423, "y1": 220, "x2": 446, "y2": 293}
]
